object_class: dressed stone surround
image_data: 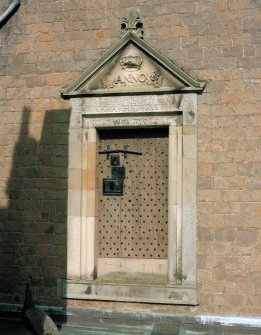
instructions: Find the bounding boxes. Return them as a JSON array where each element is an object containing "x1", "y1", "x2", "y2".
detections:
[{"x1": 61, "y1": 93, "x2": 199, "y2": 305}]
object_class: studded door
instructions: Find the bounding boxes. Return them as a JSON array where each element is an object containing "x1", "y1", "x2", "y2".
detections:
[{"x1": 97, "y1": 128, "x2": 168, "y2": 259}]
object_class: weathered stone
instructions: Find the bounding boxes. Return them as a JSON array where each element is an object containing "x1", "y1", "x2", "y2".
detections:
[{"x1": 0, "y1": 0, "x2": 260, "y2": 319}]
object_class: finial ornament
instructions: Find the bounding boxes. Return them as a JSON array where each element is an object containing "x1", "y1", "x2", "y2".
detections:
[{"x1": 121, "y1": 10, "x2": 144, "y2": 39}]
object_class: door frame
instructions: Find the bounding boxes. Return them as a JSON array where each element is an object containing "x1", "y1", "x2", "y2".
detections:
[
  {"x1": 61, "y1": 93, "x2": 198, "y2": 305},
  {"x1": 96, "y1": 127, "x2": 169, "y2": 281}
]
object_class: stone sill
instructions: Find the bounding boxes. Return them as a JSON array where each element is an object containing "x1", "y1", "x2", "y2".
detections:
[{"x1": 60, "y1": 279, "x2": 199, "y2": 305}]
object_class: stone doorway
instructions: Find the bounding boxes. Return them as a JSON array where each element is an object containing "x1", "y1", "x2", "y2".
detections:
[
  {"x1": 96, "y1": 128, "x2": 168, "y2": 282},
  {"x1": 61, "y1": 11, "x2": 206, "y2": 304}
]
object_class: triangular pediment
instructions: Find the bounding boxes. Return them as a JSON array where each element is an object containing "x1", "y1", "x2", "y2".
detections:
[{"x1": 61, "y1": 32, "x2": 206, "y2": 98}]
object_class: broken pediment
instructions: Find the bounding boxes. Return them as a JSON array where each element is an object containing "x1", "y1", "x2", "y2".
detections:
[{"x1": 62, "y1": 31, "x2": 206, "y2": 99}]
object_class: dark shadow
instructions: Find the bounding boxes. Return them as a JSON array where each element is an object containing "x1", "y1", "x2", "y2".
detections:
[{"x1": 0, "y1": 106, "x2": 70, "y2": 321}]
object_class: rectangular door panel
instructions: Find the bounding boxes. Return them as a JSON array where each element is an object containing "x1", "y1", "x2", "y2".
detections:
[{"x1": 97, "y1": 128, "x2": 168, "y2": 259}]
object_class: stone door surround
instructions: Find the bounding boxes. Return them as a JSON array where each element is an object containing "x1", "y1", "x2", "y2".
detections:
[
  {"x1": 61, "y1": 93, "x2": 199, "y2": 305},
  {"x1": 61, "y1": 12, "x2": 205, "y2": 304}
]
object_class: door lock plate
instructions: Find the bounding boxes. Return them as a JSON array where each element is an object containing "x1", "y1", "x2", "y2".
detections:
[
  {"x1": 112, "y1": 166, "x2": 125, "y2": 179},
  {"x1": 103, "y1": 178, "x2": 123, "y2": 196},
  {"x1": 110, "y1": 154, "x2": 120, "y2": 166}
]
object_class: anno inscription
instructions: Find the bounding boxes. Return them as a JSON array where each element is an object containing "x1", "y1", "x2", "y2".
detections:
[{"x1": 100, "y1": 54, "x2": 164, "y2": 89}]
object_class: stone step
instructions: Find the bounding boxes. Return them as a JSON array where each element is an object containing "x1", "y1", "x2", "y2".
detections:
[
  {"x1": 1, "y1": 321, "x2": 261, "y2": 335},
  {"x1": 59, "y1": 323, "x2": 152, "y2": 335}
]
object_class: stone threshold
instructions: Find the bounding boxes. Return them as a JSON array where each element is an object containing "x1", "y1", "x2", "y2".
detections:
[{"x1": 60, "y1": 279, "x2": 199, "y2": 305}]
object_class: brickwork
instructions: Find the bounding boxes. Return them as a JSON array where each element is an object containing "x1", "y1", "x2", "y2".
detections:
[{"x1": 0, "y1": 0, "x2": 260, "y2": 315}]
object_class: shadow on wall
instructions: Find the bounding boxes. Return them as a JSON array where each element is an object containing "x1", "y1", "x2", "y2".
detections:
[{"x1": 0, "y1": 106, "x2": 70, "y2": 307}]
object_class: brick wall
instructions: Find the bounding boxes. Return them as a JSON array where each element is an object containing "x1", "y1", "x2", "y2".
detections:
[{"x1": 0, "y1": 0, "x2": 260, "y2": 314}]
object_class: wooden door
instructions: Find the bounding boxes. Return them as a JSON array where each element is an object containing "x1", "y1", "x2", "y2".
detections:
[{"x1": 97, "y1": 128, "x2": 168, "y2": 260}]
